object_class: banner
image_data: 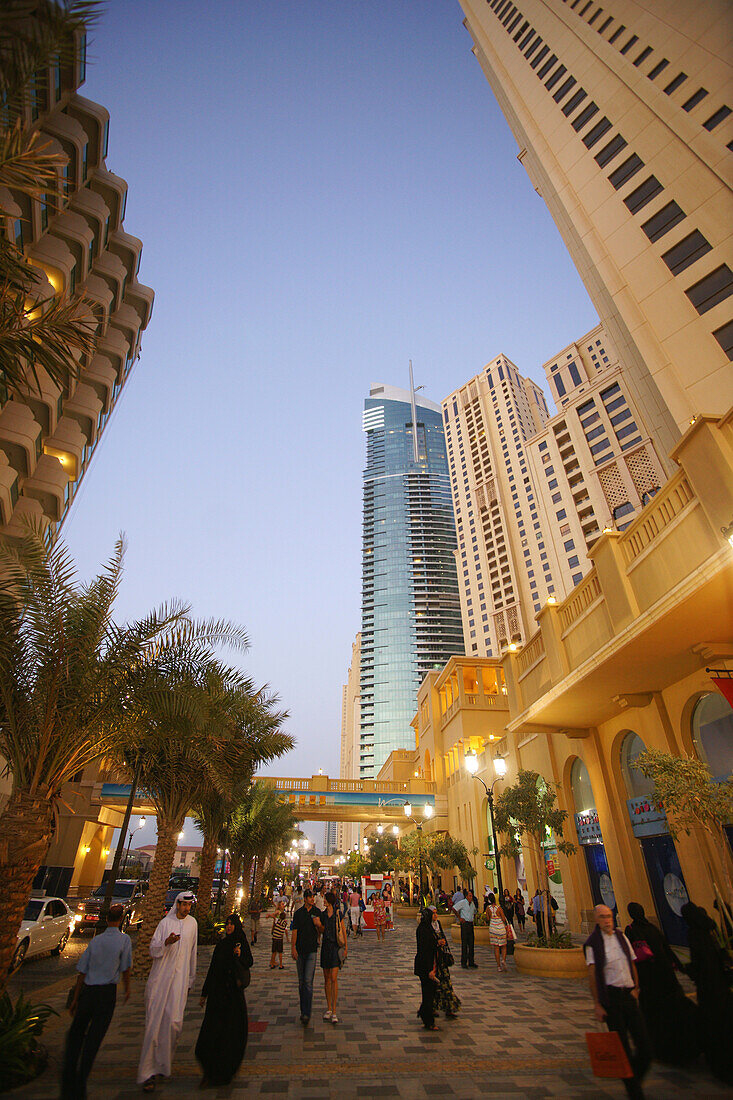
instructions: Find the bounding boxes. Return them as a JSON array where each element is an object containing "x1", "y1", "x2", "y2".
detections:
[
  {"x1": 710, "y1": 675, "x2": 733, "y2": 709},
  {"x1": 360, "y1": 873, "x2": 394, "y2": 930}
]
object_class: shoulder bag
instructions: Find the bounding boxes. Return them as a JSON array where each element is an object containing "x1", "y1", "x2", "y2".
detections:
[{"x1": 337, "y1": 915, "x2": 347, "y2": 967}]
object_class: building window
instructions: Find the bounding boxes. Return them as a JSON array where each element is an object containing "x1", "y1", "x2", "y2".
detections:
[
  {"x1": 608, "y1": 153, "x2": 644, "y2": 189},
  {"x1": 685, "y1": 265, "x2": 733, "y2": 315},
  {"x1": 624, "y1": 176, "x2": 663, "y2": 214},
  {"x1": 712, "y1": 320, "x2": 733, "y2": 361},
  {"x1": 661, "y1": 230, "x2": 712, "y2": 276},
  {"x1": 703, "y1": 105, "x2": 732, "y2": 131},
  {"x1": 664, "y1": 72, "x2": 688, "y2": 96},
  {"x1": 641, "y1": 200, "x2": 685, "y2": 243},
  {"x1": 682, "y1": 88, "x2": 708, "y2": 112},
  {"x1": 648, "y1": 58, "x2": 669, "y2": 81}
]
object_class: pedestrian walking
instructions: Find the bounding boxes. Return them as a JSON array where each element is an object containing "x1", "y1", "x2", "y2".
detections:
[
  {"x1": 487, "y1": 892, "x2": 509, "y2": 972},
  {"x1": 682, "y1": 902, "x2": 733, "y2": 1085},
  {"x1": 430, "y1": 906, "x2": 460, "y2": 1019},
  {"x1": 137, "y1": 891, "x2": 198, "y2": 1093},
  {"x1": 451, "y1": 886, "x2": 465, "y2": 910},
  {"x1": 585, "y1": 904, "x2": 652, "y2": 1099},
  {"x1": 248, "y1": 893, "x2": 261, "y2": 944},
  {"x1": 514, "y1": 890, "x2": 526, "y2": 931},
  {"x1": 483, "y1": 884, "x2": 491, "y2": 913},
  {"x1": 414, "y1": 907, "x2": 439, "y2": 1030},
  {"x1": 349, "y1": 885, "x2": 362, "y2": 936},
  {"x1": 531, "y1": 889, "x2": 545, "y2": 939},
  {"x1": 291, "y1": 884, "x2": 304, "y2": 914},
  {"x1": 623, "y1": 902, "x2": 699, "y2": 1066},
  {"x1": 270, "y1": 898, "x2": 289, "y2": 968},
  {"x1": 384, "y1": 882, "x2": 394, "y2": 930},
  {"x1": 373, "y1": 890, "x2": 387, "y2": 941},
  {"x1": 320, "y1": 891, "x2": 347, "y2": 1024},
  {"x1": 61, "y1": 902, "x2": 132, "y2": 1100},
  {"x1": 454, "y1": 887, "x2": 478, "y2": 969},
  {"x1": 195, "y1": 913, "x2": 253, "y2": 1087},
  {"x1": 291, "y1": 888, "x2": 324, "y2": 1025},
  {"x1": 501, "y1": 888, "x2": 515, "y2": 928}
]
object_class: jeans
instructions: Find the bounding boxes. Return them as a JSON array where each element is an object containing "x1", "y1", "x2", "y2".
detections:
[
  {"x1": 296, "y1": 951, "x2": 317, "y2": 1018},
  {"x1": 61, "y1": 984, "x2": 116, "y2": 1099},
  {"x1": 605, "y1": 986, "x2": 653, "y2": 1099},
  {"x1": 460, "y1": 922, "x2": 475, "y2": 966}
]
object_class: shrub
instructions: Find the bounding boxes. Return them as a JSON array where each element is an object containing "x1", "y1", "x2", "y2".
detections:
[
  {"x1": 195, "y1": 912, "x2": 225, "y2": 945},
  {"x1": 0, "y1": 992, "x2": 56, "y2": 1092},
  {"x1": 523, "y1": 930, "x2": 575, "y2": 950}
]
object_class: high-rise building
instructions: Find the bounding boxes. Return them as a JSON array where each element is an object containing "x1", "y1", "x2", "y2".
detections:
[
  {"x1": 0, "y1": 25, "x2": 154, "y2": 539},
  {"x1": 443, "y1": 356, "x2": 556, "y2": 656},
  {"x1": 360, "y1": 383, "x2": 464, "y2": 777},
  {"x1": 337, "y1": 633, "x2": 361, "y2": 854},
  {"x1": 458, "y1": 0, "x2": 733, "y2": 459},
  {"x1": 324, "y1": 821, "x2": 339, "y2": 856},
  {"x1": 526, "y1": 322, "x2": 668, "y2": 583}
]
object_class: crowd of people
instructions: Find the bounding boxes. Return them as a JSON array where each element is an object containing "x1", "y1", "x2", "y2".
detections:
[{"x1": 58, "y1": 876, "x2": 732, "y2": 1098}]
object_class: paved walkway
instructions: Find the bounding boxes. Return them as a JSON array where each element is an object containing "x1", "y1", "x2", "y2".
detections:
[{"x1": 14, "y1": 917, "x2": 728, "y2": 1098}]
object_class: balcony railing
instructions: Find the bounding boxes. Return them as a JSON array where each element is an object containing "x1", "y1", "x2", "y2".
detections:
[
  {"x1": 621, "y1": 472, "x2": 693, "y2": 565},
  {"x1": 559, "y1": 572, "x2": 602, "y2": 633},
  {"x1": 517, "y1": 630, "x2": 545, "y2": 677}
]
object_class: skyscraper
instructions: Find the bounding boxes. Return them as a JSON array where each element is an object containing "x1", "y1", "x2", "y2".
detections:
[
  {"x1": 0, "y1": 24, "x2": 154, "y2": 540},
  {"x1": 443, "y1": 355, "x2": 555, "y2": 656},
  {"x1": 458, "y1": 0, "x2": 733, "y2": 458},
  {"x1": 360, "y1": 383, "x2": 464, "y2": 778},
  {"x1": 337, "y1": 633, "x2": 361, "y2": 854}
]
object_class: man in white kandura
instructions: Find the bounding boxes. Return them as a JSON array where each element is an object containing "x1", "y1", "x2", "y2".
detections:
[{"x1": 137, "y1": 891, "x2": 198, "y2": 1093}]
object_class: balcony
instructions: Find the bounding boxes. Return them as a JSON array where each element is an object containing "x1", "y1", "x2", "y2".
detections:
[
  {"x1": 505, "y1": 412, "x2": 733, "y2": 732},
  {"x1": 22, "y1": 453, "x2": 70, "y2": 521},
  {"x1": 0, "y1": 401, "x2": 42, "y2": 477}
]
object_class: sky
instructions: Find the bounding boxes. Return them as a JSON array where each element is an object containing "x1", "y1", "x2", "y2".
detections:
[{"x1": 63, "y1": 0, "x2": 598, "y2": 853}]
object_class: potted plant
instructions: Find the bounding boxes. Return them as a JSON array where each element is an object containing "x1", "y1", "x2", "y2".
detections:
[{"x1": 492, "y1": 770, "x2": 584, "y2": 978}]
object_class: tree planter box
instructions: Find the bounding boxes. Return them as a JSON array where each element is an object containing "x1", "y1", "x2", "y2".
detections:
[
  {"x1": 514, "y1": 943, "x2": 586, "y2": 979},
  {"x1": 450, "y1": 923, "x2": 493, "y2": 945},
  {"x1": 395, "y1": 906, "x2": 419, "y2": 919}
]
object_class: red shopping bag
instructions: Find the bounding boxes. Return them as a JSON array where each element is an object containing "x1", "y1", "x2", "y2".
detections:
[{"x1": 585, "y1": 1031, "x2": 633, "y2": 1078}]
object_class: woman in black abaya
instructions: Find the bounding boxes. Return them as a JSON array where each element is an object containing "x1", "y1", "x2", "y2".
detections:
[{"x1": 196, "y1": 913, "x2": 253, "y2": 1087}]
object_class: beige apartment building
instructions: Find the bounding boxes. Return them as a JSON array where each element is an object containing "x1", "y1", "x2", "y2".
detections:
[
  {"x1": 337, "y1": 633, "x2": 362, "y2": 854},
  {"x1": 526, "y1": 322, "x2": 668, "y2": 581},
  {"x1": 458, "y1": 0, "x2": 733, "y2": 457},
  {"x1": 388, "y1": 408, "x2": 733, "y2": 944},
  {"x1": 0, "y1": 26, "x2": 154, "y2": 538},
  {"x1": 443, "y1": 355, "x2": 557, "y2": 658}
]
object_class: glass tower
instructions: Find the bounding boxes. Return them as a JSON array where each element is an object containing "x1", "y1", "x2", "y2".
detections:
[{"x1": 359, "y1": 383, "x2": 465, "y2": 778}]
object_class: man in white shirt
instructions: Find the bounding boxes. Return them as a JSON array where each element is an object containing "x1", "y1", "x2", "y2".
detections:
[
  {"x1": 585, "y1": 905, "x2": 652, "y2": 1098},
  {"x1": 454, "y1": 888, "x2": 478, "y2": 969}
]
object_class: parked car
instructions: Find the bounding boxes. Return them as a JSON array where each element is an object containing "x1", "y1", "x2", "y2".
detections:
[
  {"x1": 11, "y1": 897, "x2": 74, "y2": 971},
  {"x1": 210, "y1": 878, "x2": 229, "y2": 906},
  {"x1": 168, "y1": 874, "x2": 199, "y2": 893},
  {"x1": 74, "y1": 879, "x2": 147, "y2": 933}
]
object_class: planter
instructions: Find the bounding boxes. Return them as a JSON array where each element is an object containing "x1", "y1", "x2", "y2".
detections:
[
  {"x1": 450, "y1": 923, "x2": 493, "y2": 944},
  {"x1": 514, "y1": 943, "x2": 586, "y2": 979},
  {"x1": 395, "y1": 906, "x2": 419, "y2": 919}
]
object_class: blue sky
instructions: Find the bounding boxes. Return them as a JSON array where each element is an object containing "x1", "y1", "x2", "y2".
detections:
[{"x1": 64, "y1": 1, "x2": 597, "y2": 852}]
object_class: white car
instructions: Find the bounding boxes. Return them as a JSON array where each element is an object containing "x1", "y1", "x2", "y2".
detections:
[{"x1": 11, "y1": 896, "x2": 74, "y2": 972}]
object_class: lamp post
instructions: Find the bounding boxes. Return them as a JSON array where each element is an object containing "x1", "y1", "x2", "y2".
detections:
[
  {"x1": 403, "y1": 801, "x2": 433, "y2": 903},
  {"x1": 122, "y1": 816, "x2": 146, "y2": 877},
  {"x1": 465, "y1": 749, "x2": 507, "y2": 898}
]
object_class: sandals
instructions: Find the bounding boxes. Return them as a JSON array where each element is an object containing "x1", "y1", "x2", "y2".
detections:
[{"x1": 143, "y1": 1079, "x2": 156, "y2": 1093}]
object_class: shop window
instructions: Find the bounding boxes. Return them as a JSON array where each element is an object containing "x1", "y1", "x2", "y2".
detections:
[
  {"x1": 691, "y1": 692, "x2": 733, "y2": 778},
  {"x1": 620, "y1": 732, "x2": 653, "y2": 798},
  {"x1": 570, "y1": 757, "x2": 595, "y2": 813}
]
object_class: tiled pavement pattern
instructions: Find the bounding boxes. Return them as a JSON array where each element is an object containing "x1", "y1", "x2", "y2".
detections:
[{"x1": 14, "y1": 917, "x2": 729, "y2": 1099}]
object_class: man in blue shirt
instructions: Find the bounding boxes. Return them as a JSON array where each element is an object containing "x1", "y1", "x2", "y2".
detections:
[
  {"x1": 61, "y1": 902, "x2": 132, "y2": 1098},
  {"x1": 454, "y1": 888, "x2": 478, "y2": 969}
]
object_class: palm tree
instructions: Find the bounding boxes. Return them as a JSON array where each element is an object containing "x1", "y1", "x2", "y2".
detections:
[
  {"x1": 0, "y1": 527, "x2": 194, "y2": 992},
  {"x1": 224, "y1": 782, "x2": 295, "y2": 916},
  {"x1": 250, "y1": 798, "x2": 298, "y2": 907},
  {"x1": 1, "y1": 2, "x2": 104, "y2": 395},
  {"x1": 192, "y1": 687, "x2": 293, "y2": 919}
]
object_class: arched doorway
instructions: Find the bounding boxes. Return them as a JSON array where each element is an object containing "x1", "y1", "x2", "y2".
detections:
[
  {"x1": 570, "y1": 758, "x2": 616, "y2": 914},
  {"x1": 620, "y1": 731, "x2": 689, "y2": 945},
  {"x1": 692, "y1": 690, "x2": 733, "y2": 854}
]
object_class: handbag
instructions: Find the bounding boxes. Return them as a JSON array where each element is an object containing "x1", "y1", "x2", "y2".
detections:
[
  {"x1": 506, "y1": 924, "x2": 516, "y2": 942},
  {"x1": 631, "y1": 939, "x2": 654, "y2": 962},
  {"x1": 440, "y1": 943, "x2": 455, "y2": 967},
  {"x1": 237, "y1": 968, "x2": 251, "y2": 990},
  {"x1": 337, "y1": 915, "x2": 347, "y2": 967},
  {"x1": 585, "y1": 1031, "x2": 633, "y2": 1078}
]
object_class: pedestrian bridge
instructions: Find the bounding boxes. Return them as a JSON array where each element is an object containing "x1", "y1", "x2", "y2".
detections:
[{"x1": 99, "y1": 774, "x2": 442, "y2": 823}]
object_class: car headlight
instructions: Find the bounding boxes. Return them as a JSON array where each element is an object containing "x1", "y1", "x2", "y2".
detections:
[{"x1": 76, "y1": 903, "x2": 85, "y2": 912}]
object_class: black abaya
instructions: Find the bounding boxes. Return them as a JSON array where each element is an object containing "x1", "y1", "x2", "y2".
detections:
[{"x1": 195, "y1": 932, "x2": 254, "y2": 1085}]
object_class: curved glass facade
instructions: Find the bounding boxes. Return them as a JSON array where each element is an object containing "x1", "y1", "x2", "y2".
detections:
[{"x1": 359, "y1": 385, "x2": 464, "y2": 777}]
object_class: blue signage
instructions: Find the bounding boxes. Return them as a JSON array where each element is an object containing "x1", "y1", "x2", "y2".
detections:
[
  {"x1": 574, "y1": 809, "x2": 603, "y2": 845},
  {"x1": 626, "y1": 795, "x2": 668, "y2": 838}
]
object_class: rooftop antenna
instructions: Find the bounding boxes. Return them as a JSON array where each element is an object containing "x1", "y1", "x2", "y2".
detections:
[{"x1": 408, "y1": 360, "x2": 425, "y2": 463}]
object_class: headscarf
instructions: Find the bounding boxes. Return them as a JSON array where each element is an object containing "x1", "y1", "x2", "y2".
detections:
[
  {"x1": 167, "y1": 890, "x2": 195, "y2": 917},
  {"x1": 221, "y1": 912, "x2": 247, "y2": 957}
]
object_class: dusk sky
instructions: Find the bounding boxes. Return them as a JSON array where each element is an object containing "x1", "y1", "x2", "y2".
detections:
[{"x1": 65, "y1": 1, "x2": 598, "y2": 852}]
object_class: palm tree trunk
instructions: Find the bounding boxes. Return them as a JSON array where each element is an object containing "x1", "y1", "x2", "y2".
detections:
[
  {"x1": 224, "y1": 855, "x2": 241, "y2": 916},
  {"x1": 197, "y1": 834, "x2": 217, "y2": 919},
  {"x1": 0, "y1": 789, "x2": 55, "y2": 994},
  {"x1": 134, "y1": 817, "x2": 181, "y2": 980},
  {"x1": 253, "y1": 849, "x2": 267, "y2": 908}
]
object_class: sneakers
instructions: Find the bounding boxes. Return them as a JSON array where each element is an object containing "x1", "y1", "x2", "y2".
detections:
[
  {"x1": 323, "y1": 1010, "x2": 332, "y2": 1020},
  {"x1": 331, "y1": 1014, "x2": 339, "y2": 1024}
]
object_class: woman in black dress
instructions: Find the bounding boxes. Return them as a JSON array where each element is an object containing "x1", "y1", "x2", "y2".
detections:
[
  {"x1": 414, "y1": 907, "x2": 439, "y2": 1030},
  {"x1": 320, "y1": 890, "x2": 346, "y2": 1024},
  {"x1": 624, "y1": 901, "x2": 699, "y2": 1065},
  {"x1": 682, "y1": 902, "x2": 733, "y2": 1084},
  {"x1": 196, "y1": 913, "x2": 253, "y2": 1087}
]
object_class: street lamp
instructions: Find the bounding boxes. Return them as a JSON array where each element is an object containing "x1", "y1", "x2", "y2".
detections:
[
  {"x1": 403, "y1": 802, "x2": 427, "y2": 903},
  {"x1": 377, "y1": 824, "x2": 384, "y2": 835},
  {"x1": 122, "y1": 816, "x2": 146, "y2": 876},
  {"x1": 465, "y1": 748, "x2": 507, "y2": 898}
]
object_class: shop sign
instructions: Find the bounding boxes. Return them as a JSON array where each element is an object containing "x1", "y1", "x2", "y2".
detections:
[
  {"x1": 484, "y1": 858, "x2": 495, "y2": 871},
  {"x1": 626, "y1": 796, "x2": 668, "y2": 838},
  {"x1": 574, "y1": 809, "x2": 603, "y2": 845}
]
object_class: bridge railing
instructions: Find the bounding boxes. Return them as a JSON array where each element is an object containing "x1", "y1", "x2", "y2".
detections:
[{"x1": 263, "y1": 777, "x2": 436, "y2": 795}]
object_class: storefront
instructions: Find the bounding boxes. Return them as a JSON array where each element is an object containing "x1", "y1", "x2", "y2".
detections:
[{"x1": 571, "y1": 758, "x2": 617, "y2": 915}]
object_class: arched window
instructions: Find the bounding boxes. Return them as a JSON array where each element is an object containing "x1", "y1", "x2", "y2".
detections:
[
  {"x1": 620, "y1": 732, "x2": 653, "y2": 799},
  {"x1": 570, "y1": 758, "x2": 595, "y2": 814},
  {"x1": 692, "y1": 692, "x2": 733, "y2": 778}
]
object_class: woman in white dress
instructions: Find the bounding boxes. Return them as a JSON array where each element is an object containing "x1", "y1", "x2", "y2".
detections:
[{"x1": 486, "y1": 891, "x2": 509, "y2": 972}]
